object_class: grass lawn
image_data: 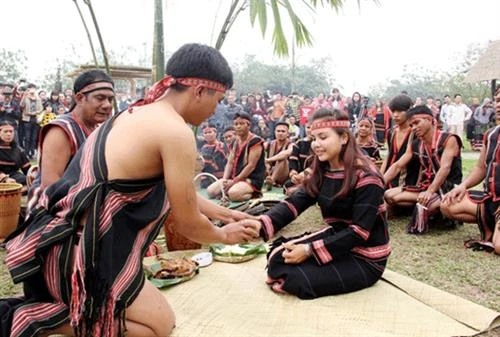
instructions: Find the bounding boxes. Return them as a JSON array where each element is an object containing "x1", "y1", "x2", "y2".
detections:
[{"x1": 1, "y1": 156, "x2": 499, "y2": 336}]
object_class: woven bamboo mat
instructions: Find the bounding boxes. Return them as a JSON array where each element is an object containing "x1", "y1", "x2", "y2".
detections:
[{"x1": 150, "y1": 252, "x2": 499, "y2": 337}]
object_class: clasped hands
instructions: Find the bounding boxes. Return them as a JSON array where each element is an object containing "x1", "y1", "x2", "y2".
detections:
[
  {"x1": 220, "y1": 213, "x2": 262, "y2": 245},
  {"x1": 221, "y1": 178, "x2": 240, "y2": 192},
  {"x1": 221, "y1": 212, "x2": 309, "y2": 264}
]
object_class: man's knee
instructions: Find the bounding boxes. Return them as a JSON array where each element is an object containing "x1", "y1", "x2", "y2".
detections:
[
  {"x1": 440, "y1": 203, "x2": 453, "y2": 218},
  {"x1": 227, "y1": 189, "x2": 250, "y2": 202},
  {"x1": 384, "y1": 190, "x2": 395, "y2": 204},
  {"x1": 206, "y1": 182, "x2": 221, "y2": 198},
  {"x1": 153, "y1": 308, "x2": 176, "y2": 337},
  {"x1": 227, "y1": 185, "x2": 252, "y2": 201}
]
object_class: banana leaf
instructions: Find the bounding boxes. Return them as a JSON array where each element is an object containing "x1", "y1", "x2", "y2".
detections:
[
  {"x1": 209, "y1": 243, "x2": 268, "y2": 257},
  {"x1": 144, "y1": 261, "x2": 199, "y2": 289}
]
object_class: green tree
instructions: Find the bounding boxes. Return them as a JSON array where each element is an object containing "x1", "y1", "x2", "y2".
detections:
[
  {"x1": 106, "y1": 44, "x2": 152, "y2": 67},
  {"x1": 0, "y1": 49, "x2": 27, "y2": 83},
  {"x1": 368, "y1": 43, "x2": 490, "y2": 103},
  {"x1": 215, "y1": 0, "x2": 373, "y2": 57},
  {"x1": 36, "y1": 58, "x2": 76, "y2": 92},
  {"x1": 232, "y1": 55, "x2": 332, "y2": 96}
]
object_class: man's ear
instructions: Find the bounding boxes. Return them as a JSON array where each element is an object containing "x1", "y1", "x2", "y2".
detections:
[
  {"x1": 194, "y1": 85, "x2": 204, "y2": 99},
  {"x1": 74, "y1": 92, "x2": 85, "y2": 105}
]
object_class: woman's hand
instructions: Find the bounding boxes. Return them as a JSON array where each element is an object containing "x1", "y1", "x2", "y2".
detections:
[{"x1": 282, "y1": 242, "x2": 309, "y2": 264}]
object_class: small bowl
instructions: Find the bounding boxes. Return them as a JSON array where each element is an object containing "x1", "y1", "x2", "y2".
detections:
[{"x1": 191, "y1": 252, "x2": 213, "y2": 267}]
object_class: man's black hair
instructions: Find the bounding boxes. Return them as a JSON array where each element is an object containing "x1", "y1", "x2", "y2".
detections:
[
  {"x1": 203, "y1": 123, "x2": 218, "y2": 130},
  {"x1": 389, "y1": 94, "x2": 413, "y2": 112},
  {"x1": 0, "y1": 120, "x2": 15, "y2": 127},
  {"x1": 73, "y1": 70, "x2": 114, "y2": 94},
  {"x1": 454, "y1": 93, "x2": 461, "y2": 98},
  {"x1": 233, "y1": 111, "x2": 252, "y2": 122},
  {"x1": 223, "y1": 126, "x2": 235, "y2": 133},
  {"x1": 166, "y1": 43, "x2": 233, "y2": 91},
  {"x1": 275, "y1": 121, "x2": 289, "y2": 129}
]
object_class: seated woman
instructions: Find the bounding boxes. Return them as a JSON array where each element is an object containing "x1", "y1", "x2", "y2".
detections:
[
  {"x1": 0, "y1": 121, "x2": 31, "y2": 192},
  {"x1": 356, "y1": 117, "x2": 381, "y2": 163},
  {"x1": 241, "y1": 108, "x2": 390, "y2": 299}
]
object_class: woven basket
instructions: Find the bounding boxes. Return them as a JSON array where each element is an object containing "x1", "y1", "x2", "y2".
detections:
[{"x1": 0, "y1": 183, "x2": 22, "y2": 239}]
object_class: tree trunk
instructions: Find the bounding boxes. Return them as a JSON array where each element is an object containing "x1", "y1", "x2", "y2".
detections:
[
  {"x1": 84, "y1": 0, "x2": 110, "y2": 75},
  {"x1": 215, "y1": 0, "x2": 246, "y2": 51},
  {"x1": 291, "y1": 36, "x2": 296, "y2": 93},
  {"x1": 72, "y1": 0, "x2": 98, "y2": 67},
  {"x1": 83, "y1": 0, "x2": 118, "y2": 111},
  {"x1": 152, "y1": 0, "x2": 165, "y2": 82}
]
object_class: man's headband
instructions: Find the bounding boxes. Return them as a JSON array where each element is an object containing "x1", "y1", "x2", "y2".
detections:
[
  {"x1": 409, "y1": 113, "x2": 434, "y2": 120},
  {"x1": 311, "y1": 120, "x2": 350, "y2": 130},
  {"x1": 77, "y1": 81, "x2": 115, "y2": 96},
  {"x1": 128, "y1": 75, "x2": 227, "y2": 112}
]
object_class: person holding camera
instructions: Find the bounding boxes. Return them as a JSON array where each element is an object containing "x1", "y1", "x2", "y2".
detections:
[
  {"x1": 470, "y1": 97, "x2": 494, "y2": 150},
  {"x1": 19, "y1": 84, "x2": 43, "y2": 158}
]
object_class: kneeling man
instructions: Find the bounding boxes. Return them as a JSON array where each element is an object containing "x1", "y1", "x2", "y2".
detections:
[
  {"x1": 207, "y1": 112, "x2": 266, "y2": 201},
  {"x1": 384, "y1": 105, "x2": 462, "y2": 233}
]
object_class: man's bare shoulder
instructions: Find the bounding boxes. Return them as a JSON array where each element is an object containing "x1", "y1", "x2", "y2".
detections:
[{"x1": 123, "y1": 103, "x2": 193, "y2": 140}]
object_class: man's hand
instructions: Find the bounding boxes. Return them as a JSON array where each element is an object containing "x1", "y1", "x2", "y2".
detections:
[
  {"x1": 221, "y1": 220, "x2": 260, "y2": 245},
  {"x1": 442, "y1": 184, "x2": 467, "y2": 205},
  {"x1": 291, "y1": 172, "x2": 305, "y2": 185},
  {"x1": 417, "y1": 190, "x2": 435, "y2": 206},
  {"x1": 221, "y1": 179, "x2": 234, "y2": 192},
  {"x1": 282, "y1": 242, "x2": 309, "y2": 264},
  {"x1": 221, "y1": 209, "x2": 258, "y2": 224}
]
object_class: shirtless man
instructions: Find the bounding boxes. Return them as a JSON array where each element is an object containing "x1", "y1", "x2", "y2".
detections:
[
  {"x1": 1, "y1": 44, "x2": 259, "y2": 337},
  {"x1": 384, "y1": 105, "x2": 462, "y2": 233},
  {"x1": 441, "y1": 87, "x2": 500, "y2": 253},
  {"x1": 380, "y1": 94, "x2": 418, "y2": 188},
  {"x1": 207, "y1": 111, "x2": 266, "y2": 201},
  {"x1": 264, "y1": 121, "x2": 293, "y2": 189}
]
